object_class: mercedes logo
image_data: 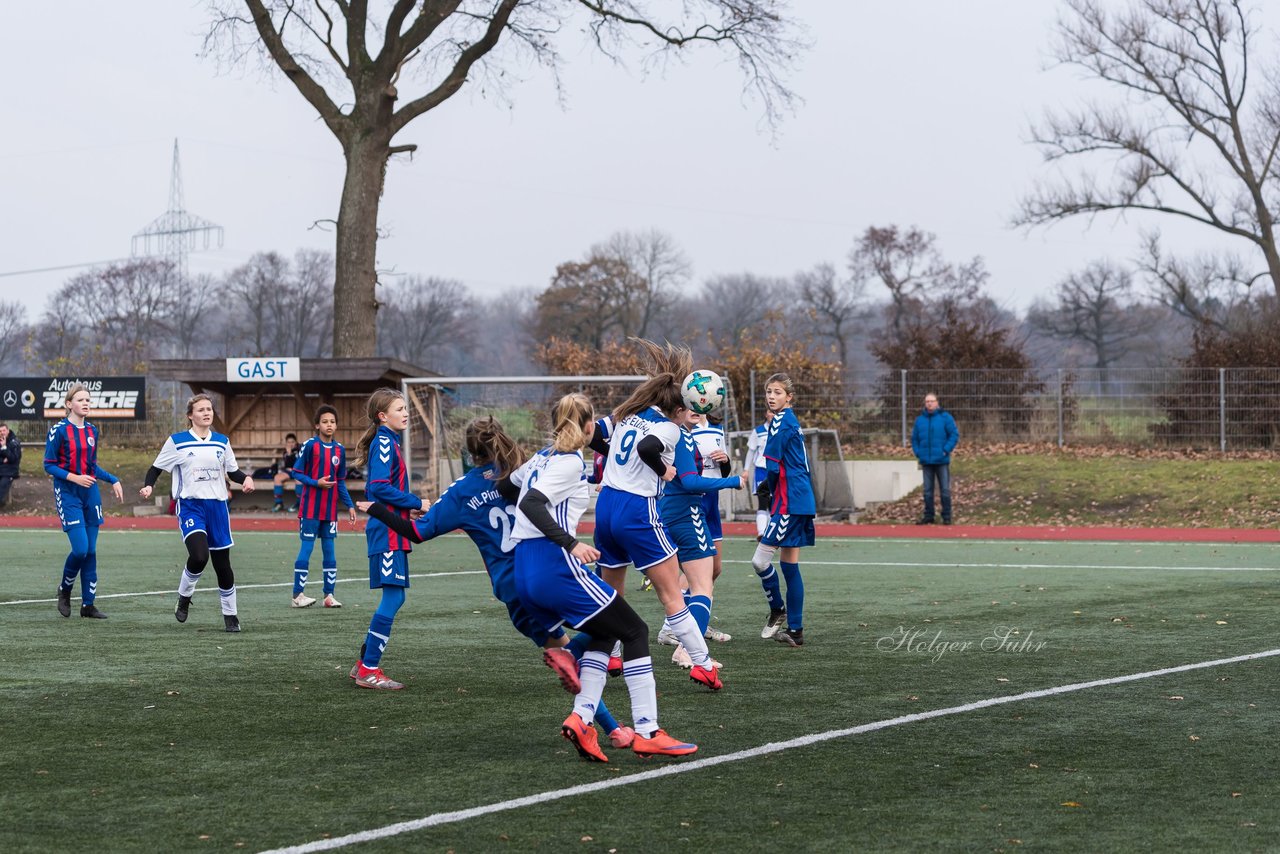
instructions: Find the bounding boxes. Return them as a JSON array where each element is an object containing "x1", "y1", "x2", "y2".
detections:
[{"x1": 2, "y1": 390, "x2": 15, "y2": 408}]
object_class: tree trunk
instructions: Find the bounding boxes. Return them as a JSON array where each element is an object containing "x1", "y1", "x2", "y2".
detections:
[{"x1": 333, "y1": 137, "x2": 389, "y2": 358}]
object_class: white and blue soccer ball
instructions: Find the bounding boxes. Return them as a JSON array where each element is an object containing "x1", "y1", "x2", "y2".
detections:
[{"x1": 681, "y1": 370, "x2": 725, "y2": 415}]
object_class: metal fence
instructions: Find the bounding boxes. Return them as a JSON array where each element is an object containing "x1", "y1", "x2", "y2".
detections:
[{"x1": 741, "y1": 367, "x2": 1280, "y2": 451}]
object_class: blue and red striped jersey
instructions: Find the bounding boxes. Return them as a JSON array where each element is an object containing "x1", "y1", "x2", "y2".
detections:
[
  {"x1": 764, "y1": 407, "x2": 815, "y2": 516},
  {"x1": 43, "y1": 419, "x2": 117, "y2": 484},
  {"x1": 292, "y1": 437, "x2": 354, "y2": 522},
  {"x1": 364, "y1": 425, "x2": 422, "y2": 555}
]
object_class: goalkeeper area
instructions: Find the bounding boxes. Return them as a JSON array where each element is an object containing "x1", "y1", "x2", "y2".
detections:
[
  {"x1": 2, "y1": 528, "x2": 1278, "y2": 851},
  {"x1": 402, "y1": 375, "x2": 853, "y2": 519}
]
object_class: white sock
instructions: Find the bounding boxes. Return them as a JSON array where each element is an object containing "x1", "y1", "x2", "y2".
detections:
[
  {"x1": 755, "y1": 510, "x2": 768, "y2": 537},
  {"x1": 665, "y1": 608, "x2": 711, "y2": 667},
  {"x1": 573, "y1": 650, "x2": 610, "y2": 725},
  {"x1": 178, "y1": 569, "x2": 200, "y2": 597},
  {"x1": 621, "y1": 655, "x2": 658, "y2": 737},
  {"x1": 219, "y1": 585, "x2": 237, "y2": 616}
]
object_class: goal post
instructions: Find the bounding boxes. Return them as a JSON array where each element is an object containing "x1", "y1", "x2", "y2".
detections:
[{"x1": 724, "y1": 426, "x2": 854, "y2": 522}]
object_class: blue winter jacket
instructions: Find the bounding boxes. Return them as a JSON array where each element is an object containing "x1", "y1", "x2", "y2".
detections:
[{"x1": 911, "y1": 408, "x2": 959, "y2": 465}]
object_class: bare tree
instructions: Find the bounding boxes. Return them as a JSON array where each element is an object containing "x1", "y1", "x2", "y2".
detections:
[
  {"x1": 168, "y1": 274, "x2": 222, "y2": 358},
  {"x1": 533, "y1": 254, "x2": 646, "y2": 349},
  {"x1": 206, "y1": 1, "x2": 802, "y2": 358},
  {"x1": 593, "y1": 230, "x2": 691, "y2": 339},
  {"x1": 699, "y1": 272, "x2": 790, "y2": 343},
  {"x1": 1016, "y1": 0, "x2": 1280, "y2": 307},
  {"x1": 1026, "y1": 259, "x2": 1147, "y2": 382},
  {"x1": 0, "y1": 301, "x2": 29, "y2": 372},
  {"x1": 377, "y1": 274, "x2": 476, "y2": 370},
  {"x1": 793, "y1": 262, "x2": 869, "y2": 370}
]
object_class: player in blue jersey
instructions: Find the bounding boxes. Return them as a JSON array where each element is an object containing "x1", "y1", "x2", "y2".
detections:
[
  {"x1": 359, "y1": 414, "x2": 636, "y2": 748},
  {"x1": 742, "y1": 418, "x2": 772, "y2": 538},
  {"x1": 45, "y1": 384, "x2": 123, "y2": 619},
  {"x1": 349, "y1": 388, "x2": 422, "y2": 690},
  {"x1": 752, "y1": 373, "x2": 815, "y2": 647},
  {"x1": 289, "y1": 406, "x2": 357, "y2": 609},
  {"x1": 589, "y1": 339, "x2": 722, "y2": 691},
  {"x1": 689, "y1": 411, "x2": 735, "y2": 642},
  {"x1": 140, "y1": 394, "x2": 256, "y2": 632},
  {"x1": 512, "y1": 392, "x2": 697, "y2": 761},
  {"x1": 657, "y1": 406, "x2": 745, "y2": 666}
]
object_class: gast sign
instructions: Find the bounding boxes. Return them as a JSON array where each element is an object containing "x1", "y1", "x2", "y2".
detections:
[{"x1": 226, "y1": 357, "x2": 301, "y2": 382}]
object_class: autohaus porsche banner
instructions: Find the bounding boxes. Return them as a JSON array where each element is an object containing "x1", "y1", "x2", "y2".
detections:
[{"x1": 0, "y1": 376, "x2": 147, "y2": 420}]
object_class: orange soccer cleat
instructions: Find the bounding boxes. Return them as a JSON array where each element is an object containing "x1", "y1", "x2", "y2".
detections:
[
  {"x1": 632, "y1": 729, "x2": 698, "y2": 758},
  {"x1": 561, "y1": 712, "x2": 608, "y2": 762}
]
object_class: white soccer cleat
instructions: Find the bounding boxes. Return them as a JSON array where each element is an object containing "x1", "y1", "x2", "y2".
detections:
[
  {"x1": 292, "y1": 593, "x2": 317, "y2": 608},
  {"x1": 671, "y1": 644, "x2": 693, "y2": 668},
  {"x1": 656, "y1": 625, "x2": 680, "y2": 646},
  {"x1": 323, "y1": 594, "x2": 342, "y2": 608},
  {"x1": 704, "y1": 625, "x2": 732, "y2": 643}
]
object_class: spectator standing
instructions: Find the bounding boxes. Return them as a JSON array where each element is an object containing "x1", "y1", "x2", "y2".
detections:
[
  {"x1": 910, "y1": 392, "x2": 959, "y2": 525},
  {"x1": 0, "y1": 423, "x2": 20, "y2": 508}
]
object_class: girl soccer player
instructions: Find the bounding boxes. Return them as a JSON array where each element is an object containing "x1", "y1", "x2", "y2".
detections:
[
  {"x1": 690, "y1": 411, "x2": 734, "y2": 642},
  {"x1": 591, "y1": 340, "x2": 722, "y2": 690},
  {"x1": 350, "y1": 388, "x2": 422, "y2": 690},
  {"x1": 511, "y1": 392, "x2": 696, "y2": 761},
  {"x1": 742, "y1": 417, "x2": 772, "y2": 538},
  {"x1": 290, "y1": 405, "x2": 357, "y2": 609},
  {"x1": 140, "y1": 394, "x2": 255, "y2": 632},
  {"x1": 658, "y1": 407, "x2": 745, "y2": 666},
  {"x1": 753, "y1": 373, "x2": 815, "y2": 646},
  {"x1": 358, "y1": 415, "x2": 634, "y2": 748},
  {"x1": 46, "y1": 384, "x2": 124, "y2": 619}
]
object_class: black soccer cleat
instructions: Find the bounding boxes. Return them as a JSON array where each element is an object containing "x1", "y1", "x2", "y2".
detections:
[
  {"x1": 57, "y1": 588, "x2": 71, "y2": 618},
  {"x1": 175, "y1": 594, "x2": 192, "y2": 623},
  {"x1": 774, "y1": 627, "x2": 804, "y2": 647},
  {"x1": 224, "y1": 614, "x2": 241, "y2": 633},
  {"x1": 79, "y1": 604, "x2": 108, "y2": 619}
]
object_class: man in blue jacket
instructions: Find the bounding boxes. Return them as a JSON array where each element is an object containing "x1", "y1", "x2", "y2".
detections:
[{"x1": 910, "y1": 393, "x2": 959, "y2": 525}]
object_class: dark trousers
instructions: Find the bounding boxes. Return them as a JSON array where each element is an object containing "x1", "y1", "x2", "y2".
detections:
[
  {"x1": 920, "y1": 464, "x2": 951, "y2": 522},
  {"x1": 0, "y1": 476, "x2": 13, "y2": 508}
]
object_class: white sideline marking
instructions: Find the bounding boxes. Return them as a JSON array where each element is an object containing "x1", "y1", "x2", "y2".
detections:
[
  {"x1": 258, "y1": 646, "x2": 1280, "y2": 854},
  {"x1": 725, "y1": 559, "x2": 1280, "y2": 573},
  {"x1": 0, "y1": 570, "x2": 485, "y2": 606}
]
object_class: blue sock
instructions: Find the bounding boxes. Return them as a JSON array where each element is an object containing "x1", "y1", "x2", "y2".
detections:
[
  {"x1": 293, "y1": 538, "x2": 316, "y2": 595},
  {"x1": 361, "y1": 586, "x2": 405, "y2": 668},
  {"x1": 756, "y1": 564, "x2": 784, "y2": 611},
  {"x1": 321, "y1": 539, "x2": 338, "y2": 595},
  {"x1": 595, "y1": 701, "x2": 620, "y2": 735},
  {"x1": 566, "y1": 632, "x2": 593, "y2": 659},
  {"x1": 687, "y1": 594, "x2": 712, "y2": 635},
  {"x1": 273, "y1": 484, "x2": 283, "y2": 503},
  {"x1": 60, "y1": 526, "x2": 90, "y2": 592},
  {"x1": 780, "y1": 561, "x2": 804, "y2": 629},
  {"x1": 82, "y1": 531, "x2": 98, "y2": 605}
]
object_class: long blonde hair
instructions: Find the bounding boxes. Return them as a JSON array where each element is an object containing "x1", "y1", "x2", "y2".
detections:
[
  {"x1": 612, "y1": 339, "x2": 692, "y2": 422},
  {"x1": 466, "y1": 416, "x2": 526, "y2": 478},
  {"x1": 355, "y1": 388, "x2": 405, "y2": 467},
  {"x1": 551, "y1": 393, "x2": 594, "y2": 453}
]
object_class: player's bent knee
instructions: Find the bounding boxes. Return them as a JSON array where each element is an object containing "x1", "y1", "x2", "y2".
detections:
[{"x1": 751, "y1": 544, "x2": 775, "y2": 574}]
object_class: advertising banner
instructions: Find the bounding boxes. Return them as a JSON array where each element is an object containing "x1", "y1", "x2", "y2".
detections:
[{"x1": 0, "y1": 377, "x2": 147, "y2": 420}]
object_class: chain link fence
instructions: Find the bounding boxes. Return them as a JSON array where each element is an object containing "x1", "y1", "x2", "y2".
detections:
[{"x1": 738, "y1": 367, "x2": 1280, "y2": 452}]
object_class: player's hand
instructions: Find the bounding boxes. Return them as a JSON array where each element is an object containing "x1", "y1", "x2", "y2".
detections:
[
  {"x1": 709, "y1": 449, "x2": 729, "y2": 463},
  {"x1": 738, "y1": 474, "x2": 749, "y2": 489},
  {"x1": 139, "y1": 485, "x2": 153, "y2": 500},
  {"x1": 111, "y1": 481, "x2": 124, "y2": 502},
  {"x1": 317, "y1": 476, "x2": 335, "y2": 489},
  {"x1": 242, "y1": 476, "x2": 256, "y2": 494},
  {"x1": 348, "y1": 506, "x2": 358, "y2": 525},
  {"x1": 69, "y1": 473, "x2": 95, "y2": 488},
  {"x1": 661, "y1": 464, "x2": 676, "y2": 482},
  {"x1": 356, "y1": 501, "x2": 373, "y2": 513},
  {"x1": 409, "y1": 508, "x2": 425, "y2": 520},
  {"x1": 570, "y1": 542, "x2": 601, "y2": 563}
]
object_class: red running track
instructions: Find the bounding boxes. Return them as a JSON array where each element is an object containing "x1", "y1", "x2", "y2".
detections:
[{"x1": 2, "y1": 515, "x2": 1277, "y2": 543}]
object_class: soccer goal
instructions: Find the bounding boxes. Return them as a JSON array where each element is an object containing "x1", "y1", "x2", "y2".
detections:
[{"x1": 725, "y1": 427, "x2": 855, "y2": 522}]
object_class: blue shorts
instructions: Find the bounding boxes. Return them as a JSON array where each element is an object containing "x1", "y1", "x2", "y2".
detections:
[
  {"x1": 761, "y1": 513, "x2": 815, "y2": 549},
  {"x1": 300, "y1": 518, "x2": 338, "y2": 540},
  {"x1": 368, "y1": 550, "x2": 410, "y2": 589},
  {"x1": 593, "y1": 486, "x2": 677, "y2": 571},
  {"x1": 53, "y1": 480, "x2": 103, "y2": 531},
  {"x1": 177, "y1": 497, "x2": 234, "y2": 550},
  {"x1": 700, "y1": 492, "x2": 723, "y2": 541},
  {"x1": 515, "y1": 538, "x2": 616, "y2": 632},
  {"x1": 661, "y1": 496, "x2": 717, "y2": 562}
]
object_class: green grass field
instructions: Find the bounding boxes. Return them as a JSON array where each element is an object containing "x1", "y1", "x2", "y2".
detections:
[{"x1": 3, "y1": 530, "x2": 1279, "y2": 852}]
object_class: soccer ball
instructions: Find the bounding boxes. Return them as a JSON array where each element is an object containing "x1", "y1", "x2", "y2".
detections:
[{"x1": 682, "y1": 370, "x2": 725, "y2": 415}]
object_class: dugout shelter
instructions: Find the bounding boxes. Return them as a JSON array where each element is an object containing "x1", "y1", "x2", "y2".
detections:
[{"x1": 149, "y1": 358, "x2": 436, "y2": 479}]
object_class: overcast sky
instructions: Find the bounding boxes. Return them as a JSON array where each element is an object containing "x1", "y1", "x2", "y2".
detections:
[{"x1": 2, "y1": 1, "x2": 1274, "y2": 322}]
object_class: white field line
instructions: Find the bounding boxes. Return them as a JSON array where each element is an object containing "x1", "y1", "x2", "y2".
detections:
[
  {"x1": 257, "y1": 646, "x2": 1280, "y2": 854},
  {"x1": 723, "y1": 559, "x2": 1280, "y2": 573},
  {"x1": 0, "y1": 570, "x2": 485, "y2": 606}
]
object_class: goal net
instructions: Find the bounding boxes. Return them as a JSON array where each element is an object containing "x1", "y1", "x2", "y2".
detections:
[{"x1": 724, "y1": 427, "x2": 855, "y2": 522}]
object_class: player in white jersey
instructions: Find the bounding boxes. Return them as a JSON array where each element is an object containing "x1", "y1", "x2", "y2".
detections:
[
  {"x1": 741, "y1": 419, "x2": 771, "y2": 537},
  {"x1": 511, "y1": 393, "x2": 697, "y2": 761},
  {"x1": 588, "y1": 339, "x2": 722, "y2": 690},
  {"x1": 140, "y1": 394, "x2": 255, "y2": 633}
]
